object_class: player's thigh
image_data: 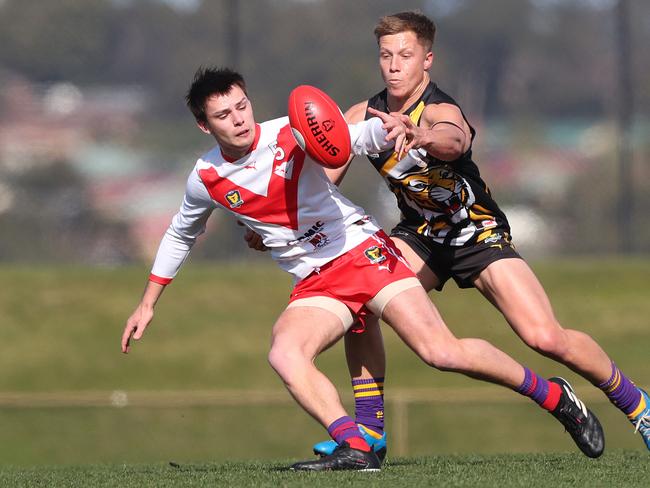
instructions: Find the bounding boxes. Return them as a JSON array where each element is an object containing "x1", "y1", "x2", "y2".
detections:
[
  {"x1": 391, "y1": 237, "x2": 440, "y2": 291},
  {"x1": 272, "y1": 304, "x2": 348, "y2": 359},
  {"x1": 473, "y1": 258, "x2": 560, "y2": 338},
  {"x1": 379, "y1": 285, "x2": 457, "y2": 358}
]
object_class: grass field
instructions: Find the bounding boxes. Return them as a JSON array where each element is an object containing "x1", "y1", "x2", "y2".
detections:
[
  {"x1": 0, "y1": 259, "x2": 649, "y2": 476},
  {"x1": 1, "y1": 451, "x2": 648, "y2": 487}
]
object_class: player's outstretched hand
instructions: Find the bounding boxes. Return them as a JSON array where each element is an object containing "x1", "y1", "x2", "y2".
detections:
[
  {"x1": 396, "y1": 113, "x2": 429, "y2": 156},
  {"x1": 121, "y1": 303, "x2": 154, "y2": 353},
  {"x1": 367, "y1": 107, "x2": 408, "y2": 160}
]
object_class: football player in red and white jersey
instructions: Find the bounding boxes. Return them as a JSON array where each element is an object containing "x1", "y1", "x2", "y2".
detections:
[{"x1": 121, "y1": 68, "x2": 604, "y2": 471}]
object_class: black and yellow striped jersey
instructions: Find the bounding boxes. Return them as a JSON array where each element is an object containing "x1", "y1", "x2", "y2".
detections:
[{"x1": 365, "y1": 81, "x2": 509, "y2": 247}]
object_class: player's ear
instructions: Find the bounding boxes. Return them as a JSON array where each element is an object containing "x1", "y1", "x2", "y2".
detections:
[
  {"x1": 424, "y1": 51, "x2": 434, "y2": 71},
  {"x1": 196, "y1": 120, "x2": 211, "y2": 135}
]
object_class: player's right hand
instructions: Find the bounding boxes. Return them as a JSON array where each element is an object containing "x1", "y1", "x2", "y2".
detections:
[
  {"x1": 237, "y1": 221, "x2": 267, "y2": 251},
  {"x1": 121, "y1": 304, "x2": 154, "y2": 353}
]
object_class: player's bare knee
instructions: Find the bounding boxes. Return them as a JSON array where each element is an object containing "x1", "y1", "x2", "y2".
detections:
[
  {"x1": 526, "y1": 326, "x2": 569, "y2": 358},
  {"x1": 268, "y1": 343, "x2": 305, "y2": 380},
  {"x1": 267, "y1": 347, "x2": 284, "y2": 376},
  {"x1": 417, "y1": 345, "x2": 457, "y2": 371}
]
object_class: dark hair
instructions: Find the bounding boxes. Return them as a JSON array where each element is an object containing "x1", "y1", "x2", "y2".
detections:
[
  {"x1": 374, "y1": 11, "x2": 436, "y2": 51},
  {"x1": 185, "y1": 67, "x2": 247, "y2": 122}
]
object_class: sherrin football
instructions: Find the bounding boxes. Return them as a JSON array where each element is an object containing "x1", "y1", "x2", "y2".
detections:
[{"x1": 288, "y1": 85, "x2": 351, "y2": 168}]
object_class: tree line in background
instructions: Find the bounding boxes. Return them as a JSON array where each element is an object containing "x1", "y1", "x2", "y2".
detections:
[
  {"x1": 1, "y1": 0, "x2": 648, "y2": 120},
  {"x1": 0, "y1": 0, "x2": 648, "y2": 262}
]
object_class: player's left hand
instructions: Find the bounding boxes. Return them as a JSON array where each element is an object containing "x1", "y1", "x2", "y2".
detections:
[{"x1": 367, "y1": 107, "x2": 408, "y2": 160}]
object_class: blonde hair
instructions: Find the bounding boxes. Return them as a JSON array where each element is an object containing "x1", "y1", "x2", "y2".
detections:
[{"x1": 374, "y1": 11, "x2": 436, "y2": 51}]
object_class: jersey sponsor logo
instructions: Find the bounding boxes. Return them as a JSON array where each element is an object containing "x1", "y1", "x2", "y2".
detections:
[
  {"x1": 225, "y1": 189, "x2": 244, "y2": 208},
  {"x1": 364, "y1": 245, "x2": 386, "y2": 264},
  {"x1": 308, "y1": 232, "x2": 330, "y2": 249},
  {"x1": 288, "y1": 220, "x2": 326, "y2": 246}
]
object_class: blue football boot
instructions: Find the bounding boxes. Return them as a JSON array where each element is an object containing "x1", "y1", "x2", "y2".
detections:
[
  {"x1": 628, "y1": 388, "x2": 650, "y2": 451},
  {"x1": 313, "y1": 424, "x2": 387, "y2": 462}
]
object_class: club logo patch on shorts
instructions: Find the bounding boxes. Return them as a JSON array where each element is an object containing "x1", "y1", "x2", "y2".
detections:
[
  {"x1": 483, "y1": 233, "x2": 502, "y2": 244},
  {"x1": 225, "y1": 189, "x2": 244, "y2": 208},
  {"x1": 364, "y1": 245, "x2": 386, "y2": 264}
]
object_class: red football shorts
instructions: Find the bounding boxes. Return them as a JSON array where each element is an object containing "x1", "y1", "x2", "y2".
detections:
[{"x1": 288, "y1": 230, "x2": 421, "y2": 332}]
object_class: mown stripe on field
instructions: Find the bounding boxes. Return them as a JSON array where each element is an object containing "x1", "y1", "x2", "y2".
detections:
[{"x1": 0, "y1": 386, "x2": 632, "y2": 408}]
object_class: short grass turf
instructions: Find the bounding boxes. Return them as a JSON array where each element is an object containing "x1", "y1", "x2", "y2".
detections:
[
  {"x1": 1, "y1": 451, "x2": 648, "y2": 488},
  {"x1": 0, "y1": 259, "x2": 649, "y2": 466}
]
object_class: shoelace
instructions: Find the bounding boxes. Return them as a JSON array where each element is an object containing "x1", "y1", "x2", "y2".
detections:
[
  {"x1": 556, "y1": 404, "x2": 584, "y2": 437},
  {"x1": 633, "y1": 413, "x2": 649, "y2": 435},
  {"x1": 563, "y1": 397, "x2": 587, "y2": 426},
  {"x1": 563, "y1": 386, "x2": 588, "y2": 418}
]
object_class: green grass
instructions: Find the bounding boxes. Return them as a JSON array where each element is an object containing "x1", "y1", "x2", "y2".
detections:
[
  {"x1": 1, "y1": 451, "x2": 648, "y2": 487},
  {"x1": 0, "y1": 259, "x2": 649, "y2": 467},
  {"x1": 1, "y1": 258, "x2": 648, "y2": 392}
]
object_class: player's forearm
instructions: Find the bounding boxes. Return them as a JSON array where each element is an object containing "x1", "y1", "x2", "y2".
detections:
[
  {"x1": 324, "y1": 117, "x2": 391, "y2": 187},
  {"x1": 140, "y1": 280, "x2": 166, "y2": 309},
  {"x1": 323, "y1": 162, "x2": 352, "y2": 187},
  {"x1": 149, "y1": 169, "x2": 215, "y2": 281},
  {"x1": 149, "y1": 223, "x2": 196, "y2": 284},
  {"x1": 348, "y1": 117, "x2": 393, "y2": 156},
  {"x1": 417, "y1": 124, "x2": 466, "y2": 162}
]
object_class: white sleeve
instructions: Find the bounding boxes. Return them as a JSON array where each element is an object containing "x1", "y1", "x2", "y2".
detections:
[
  {"x1": 348, "y1": 117, "x2": 393, "y2": 156},
  {"x1": 150, "y1": 169, "x2": 216, "y2": 283}
]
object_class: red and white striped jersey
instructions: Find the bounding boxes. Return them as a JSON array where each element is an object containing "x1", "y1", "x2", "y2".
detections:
[{"x1": 150, "y1": 116, "x2": 391, "y2": 282}]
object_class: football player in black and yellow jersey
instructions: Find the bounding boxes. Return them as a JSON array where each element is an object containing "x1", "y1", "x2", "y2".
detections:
[{"x1": 309, "y1": 11, "x2": 649, "y2": 458}]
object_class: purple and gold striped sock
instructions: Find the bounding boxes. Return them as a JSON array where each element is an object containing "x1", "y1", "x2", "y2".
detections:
[
  {"x1": 353, "y1": 377, "x2": 384, "y2": 435},
  {"x1": 598, "y1": 362, "x2": 642, "y2": 416}
]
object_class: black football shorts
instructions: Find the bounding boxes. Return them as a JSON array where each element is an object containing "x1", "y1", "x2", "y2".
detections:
[{"x1": 390, "y1": 221, "x2": 522, "y2": 291}]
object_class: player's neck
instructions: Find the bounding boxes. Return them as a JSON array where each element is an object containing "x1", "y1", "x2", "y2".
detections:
[
  {"x1": 220, "y1": 145, "x2": 249, "y2": 162},
  {"x1": 387, "y1": 73, "x2": 430, "y2": 113}
]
